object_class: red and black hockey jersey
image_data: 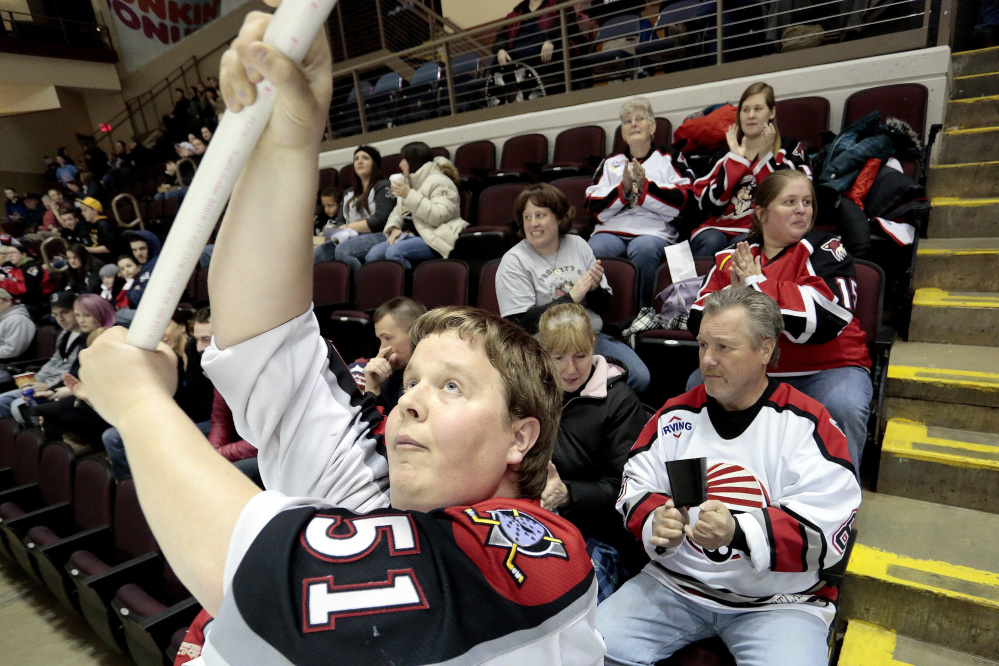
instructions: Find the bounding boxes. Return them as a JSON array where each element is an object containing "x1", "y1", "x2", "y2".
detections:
[
  {"x1": 1, "y1": 259, "x2": 55, "y2": 306},
  {"x1": 585, "y1": 146, "x2": 693, "y2": 241},
  {"x1": 195, "y1": 492, "x2": 602, "y2": 665},
  {"x1": 619, "y1": 381, "x2": 861, "y2": 626},
  {"x1": 689, "y1": 231, "x2": 871, "y2": 376},
  {"x1": 691, "y1": 138, "x2": 812, "y2": 240}
]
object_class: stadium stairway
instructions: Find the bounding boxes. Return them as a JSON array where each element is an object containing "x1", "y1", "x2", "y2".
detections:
[{"x1": 837, "y1": 44, "x2": 999, "y2": 665}]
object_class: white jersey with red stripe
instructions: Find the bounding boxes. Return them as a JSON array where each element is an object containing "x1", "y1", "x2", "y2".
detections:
[
  {"x1": 618, "y1": 381, "x2": 861, "y2": 626},
  {"x1": 585, "y1": 147, "x2": 692, "y2": 241}
]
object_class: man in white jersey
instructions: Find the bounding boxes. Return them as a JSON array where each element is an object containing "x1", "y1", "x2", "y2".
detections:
[
  {"x1": 597, "y1": 287, "x2": 861, "y2": 665},
  {"x1": 75, "y1": 2, "x2": 604, "y2": 664}
]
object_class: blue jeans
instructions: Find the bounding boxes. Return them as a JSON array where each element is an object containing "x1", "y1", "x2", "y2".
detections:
[
  {"x1": 686, "y1": 366, "x2": 871, "y2": 476},
  {"x1": 103, "y1": 420, "x2": 212, "y2": 481},
  {"x1": 595, "y1": 333, "x2": 650, "y2": 395},
  {"x1": 366, "y1": 235, "x2": 440, "y2": 270},
  {"x1": 597, "y1": 571, "x2": 829, "y2": 666},
  {"x1": 0, "y1": 388, "x2": 19, "y2": 418},
  {"x1": 690, "y1": 230, "x2": 746, "y2": 258},
  {"x1": 200, "y1": 243, "x2": 214, "y2": 269},
  {"x1": 588, "y1": 233, "x2": 670, "y2": 307},
  {"x1": 315, "y1": 232, "x2": 386, "y2": 281}
]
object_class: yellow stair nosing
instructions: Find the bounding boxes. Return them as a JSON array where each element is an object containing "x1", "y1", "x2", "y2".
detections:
[
  {"x1": 949, "y1": 93, "x2": 999, "y2": 104},
  {"x1": 847, "y1": 544, "x2": 999, "y2": 609},
  {"x1": 930, "y1": 159, "x2": 999, "y2": 168},
  {"x1": 882, "y1": 419, "x2": 999, "y2": 471},
  {"x1": 912, "y1": 288, "x2": 999, "y2": 309},
  {"x1": 930, "y1": 196, "x2": 999, "y2": 206},
  {"x1": 953, "y1": 44, "x2": 999, "y2": 55},
  {"x1": 944, "y1": 126, "x2": 999, "y2": 136},
  {"x1": 916, "y1": 247, "x2": 999, "y2": 256},
  {"x1": 887, "y1": 364, "x2": 999, "y2": 391},
  {"x1": 953, "y1": 71, "x2": 999, "y2": 80},
  {"x1": 839, "y1": 621, "x2": 899, "y2": 664}
]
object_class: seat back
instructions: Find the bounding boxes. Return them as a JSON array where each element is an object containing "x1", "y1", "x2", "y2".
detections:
[
  {"x1": 499, "y1": 134, "x2": 549, "y2": 176},
  {"x1": 37, "y1": 441, "x2": 75, "y2": 506},
  {"x1": 194, "y1": 266, "x2": 209, "y2": 305},
  {"x1": 34, "y1": 325, "x2": 59, "y2": 360},
  {"x1": 371, "y1": 72, "x2": 402, "y2": 96},
  {"x1": 381, "y1": 153, "x2": 403, "y2": 176},
  {"x1": 454, "y1": 140, "x2": 496, "y2": 181},
  {"x1": 412, "y1": 259, "x2": 469, "y2": 310},
  {"x1": 596, "y1": 13, "x2": 642, "y2": 43},
  {"x1": 450, "y1": 52, "x2": 479, "y2": 79},
  {"x1": 599, "y1": 258, "x2": 639, "y2": 326},
  {"x1": 430, "y1": 146, "x2": 451, "y2": 160},
  {"x1": 73, "y1": 456, "x2": 115, "y2": 531},
  {"x1": 476, "y1": 260, "x2": 501, "y2": 314},
  {"x1": 354, "y1": 261, "x2": 406, "y2": 312},
  {"x1": 339, "y1": 163, "x2": 356, "y2": 188},
  {"x1": 411, "y1": 62, "x2": 441, "y2": 87},
  {"x1": 313, "y1": 261, "x2": 351, "y2": 309},
  {"x1": 552, "y1": 126, "x2": 606, "y2": 167},
  {"x1": 477, "y1": 183, "x2": 528, "y2": 229},
  {"x1": 853, "y1": 259, "x2": 885, "y2": 351},
  {"x1": 613, "y1": 117, "x2": 672, "y2": 154},
  {"x1": 113, "y1": 479, "x2": 157, "y2": 562},
  {"x1": 12, "y1": 428, "x2": 44, "y2": 486},
  {"x1": 318, "y1": 167, "x2": 338, "y2": 191},
  {"x1": 843, "y1": 84, "x2": 928, "y2": 139},
  {"x1": 459, "y1": 189, "x2": 473, "y2": 224},
  {"x1": 776, "y1": 96, "x2": 830, "y2": 150},
  {"x1": 550, "y1": 176, "x2": 595, "y2": 237},
  {"x1": 0, "y1": 418, "x2": 20, "y2": 469}
]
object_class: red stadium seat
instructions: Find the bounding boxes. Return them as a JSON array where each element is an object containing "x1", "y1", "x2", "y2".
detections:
[
  {"x1": 459, "y1": 188, "x2": 474, "y2": 224},
  {"x1": 339, "y1": 163, "x2": 356, "y2": 188},
  {"x1": 325, "y1": 261, "x2": 406, "y2": 362},
  {"x1": 0, "y1": 418, "x2": 21, "y2": 475},
  {"x1": 381, "y1": 153, "x2": 403, "y2": 176},
  {"x1": 412, "y1": 259, "x2": 470, "y2": 309},
  {"x1": 599, "y1": 258, "x2": 639, "y2": 327},
  {"x1": 488, "y1": 134, "x2": 549, "y2": 184},
  {"x1": 542, "y1": 126, "x2": 606, "y2": 180},
  {"x1": 476, "y1": 183, "x2": 528, "y2": 230},
  {"x1": 430, "y1": 146, "x2": 451, "y2": 160},
  {"x1": 776, "y1": 96, "x2": 830, "y2": 150},
  {"x1": 318, "y1": 167, "x2": 338, "y2": 191},
  {"x1": 613, "y1": 117, "x2": 672, "y2": 154},
  {"x1": 843, "y1": 83, "x2": 928, "y2": 139},
  {"x1": 476, "y1": 260, "x2": 501, "y2": 314},
  {"x1": 113, "y1": 563, "x2": 201, "y2": 666},
  {"x1": 550, "y1": 176, "x2": 595, "y2": 238},
  {"x1": 312, "y1": 260, "x2": 351, "y2": 310},
  {"x1": 455, "y1": 140, "x2": 496, "y2": 186},
  {"x1": 0, "y1": 428, "x2": 43, "y2": 495}
]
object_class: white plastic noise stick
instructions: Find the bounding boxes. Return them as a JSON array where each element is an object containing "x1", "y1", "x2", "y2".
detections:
[{"x1": 125, "y1": 0, "x2": 338, "y2": 350}]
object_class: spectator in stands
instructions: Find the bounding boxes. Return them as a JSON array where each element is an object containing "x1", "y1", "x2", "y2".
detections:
[
  {"x1": 1, "y1": 244, "x2": 55, "y2": 310},
  {"x1": 117, "y1": 255, "x2": 142, "y2": 307},
  {"x1": 586, "y1": 96, "x2": 693, "y2": 306},
  {"x1": 365, "y1": 142, "x2": 468, "y2": 269},
  {"x1": 64, "y1": 243, "x2": 103, "y2": 294},
  {"x1": 497, "y1": 182, "x2": 650, "y2": 393},
  {"x1": 191, "y1": 137, "x2": 207, "y2": 161},
  {"x1": 54, "y1": 155, "x2": 78, "y2": 186},
  {"x1": 973, "y1": 0, "x2": 998, "y2": 47},
  {"x1": 687, "y1": 169, "x2": 872, "y2": 473},
  {"x1": 79, "y1": 171, "x2": 105, "y2": 204},
  {"x1": 98, "y1": 263, "x2": 127, "y2": 309},
  {"x1": 597, "y1": 286, "x2": 861, "y2": 665},
  {"x1": 77, "y1": 197, "x2": 115, "y2": 257},
  {"x1": 0, "y1": 292, "x2": 83, "y2": 420},
  {"x1": 0, "y1": 286, "x2": 37, "y2": 388},
  {"x1": 115, "y1": 230, "x2": 162, "y2": 316},
  {"x1": 127, "y1": 138, "x2": 152, "y2": 169},
  {"x1": 80, "y1": 138, "x2": 109, "y2": 181},
  {"x1": 313, "y1": 145, "x2": 392, "y2": 275},
  {"x1": 164, "y1": 87, "x2": 192, "y2": 140},
  {"x1": 585, "y1": 0, "x2": 646, "y2": 24},
  {"x1": 42, "y1": 157, "x2": 59, "y2": 183},
  {"x1": 491, "y1": 0, "x2": 583, "y2": 95},
  {"x1": 19, "y1": 192, "x2": 64, "y2": 251},
  {"x1": 57, "y1": 208, "x2": 88, "y2": 247},
  {"x1": 690, "y1": 82, "x2": 812, "y2": 258},
  {"x1": 155, "y1": 160, "x2": 188, "y2": 200},
  {"x1": 315, "y1": 185, "x2": 342, "y2": 235},
  {"x1": 350, "y1": 297, "x2": 426, "y2": 413},
  {"x1": 4, "y1": 188, "x2": 27, "y2": 230},
  {"x1": 43, "y1": 188, "x2": 65, "y2": 227},
  {"x1": 201, "y1": 125, "x2": 214, "y2": 143},
  {"x1": 206, "y1": 88, "x2": 226, "y2": 122},
  {"x1": 20, "y1": 193, "x2": 44, "y2": 232},
  {"x1": 538, "y1": 303, "x2": 649, "y2": 596}
]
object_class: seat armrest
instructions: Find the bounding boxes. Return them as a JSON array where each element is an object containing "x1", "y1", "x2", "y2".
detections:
[
  {"x1": 79, "y1": 552, "x2": 164, "y2": 600},
  {"x1": 38, "y1": 525, "x2": 112, "y2": 565},
  {"x1": 0, "y1": 468, "x2": 15, "y2": 490},
  {"x1": 135, "y1": 596, "x2": 202, "y2": 632},
  {"x1": 6, "y1": 501, "x2": 72, "y2": 536},
  {"x1": 0, "y1": 483, "x2": 41, "y2": 511}
]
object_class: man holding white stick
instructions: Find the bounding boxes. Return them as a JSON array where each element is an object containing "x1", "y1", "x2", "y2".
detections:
[{"x1": 76, "y1": 2, "x2": 604, "y2": 664}]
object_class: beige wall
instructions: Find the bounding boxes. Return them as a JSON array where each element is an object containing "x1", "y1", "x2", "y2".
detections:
[
  {"x1": 0, "y1": 0, "x2": 30, "y2": 16},
  {"x1": 440, "y1": 0, "x2": 518, "y2": 29},
  {"x1": 0, "y1": 89, "x2": 97, "y2": 175}
]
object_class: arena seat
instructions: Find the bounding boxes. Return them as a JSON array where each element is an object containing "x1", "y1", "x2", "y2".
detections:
[
  {"x1": 412, "y1": 259, "x2": 469, "y2": 309},
  {"x1": 400, "y1": 62, "x2": 442, "y2": 125},
  {"x1": 0, "y1": 428, "x2": 43, "y2": 496},
  {"x1": 842, "y1": 83, "x2": 928, "y2": 139},
  {"x1": 67, "y1": 478, "x2": 161, "y2": 651},
  {"x1": 193, "y1": 266, "x2": 209, "y2": 306},
  {"x1": 446, "y1": 52, "x2": 488, "y2": 114},
  {"x1": 613, "y1": 117, "x2": 673, "y2": 155},
  {"x1": 112, "y1": 563, "x2": 200, "y2": 666},
  {"x1": 598, "y1": 258, "x2": 640, "y2": 328},
  {"x1": 488, "y1": 134, "x2": 549, "y2": 184},
  {"x1": 854, "y1": 259, "x2": 890, "y2": 473},
  {"x1": 578, "y1": 14, "x2": 643, "y2": 83},
  {"x1": 476, "y1": 182, "x2": 527, "y2": 230},
  {"x1": 431, "y1": 146, "x2": 451, "y2": 160},
  {"x1": 366, "y1": 72, "x2": 403, "y2": 131},
  {"x1": 541, "y1": 126, "x2": 606, "y2": 181},
  {"x1": 337, "y1": 81, "x2": 373, "y2": 138},
  {"x1": 312, "y1": 260, "x2": 352, "y2": 314},
  {"x1": 381, "y1": 153, "x2": 403, "y2": 176},
  {"x1": 339, "y1": 162, "x2": 356, "y2": 188},
  {"x1": 25, "y1": 456, "x2": 115, "y2": 614},
  {"x1": 0, "y1": 441, "x2": 75, "y2": 575},
  {"x1": 459, "y1": 188, "x2": 473, "y2": 224},
  {"x1": 324, "y1": 261, "x2": 406, "y2": 362},
  {"x1": 475, "y1": 260, "x2": 501, "y2": 314},
  {"x1": 318, "y1": 167, "x2": 338, "y2": 191},
  {"x1": 776, "y1": 96, "x2": 830, "y2": 150},
  {"x1": 550, "y1": 176, "x2": 595, "y2": 238},
  {"x1": 636, "y1": 1, "x2": 716, "y2": 72},
  {"x1": 454, "y1": 140, "x2": 496, "y2": 189},
  {"x1": 0, "y1": 418, "x2": 21, "y2": 482}
]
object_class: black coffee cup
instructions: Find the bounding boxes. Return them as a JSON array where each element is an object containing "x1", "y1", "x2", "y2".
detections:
[{"x1": 666, "y1": 457, "x2": 708, "y2": 508}]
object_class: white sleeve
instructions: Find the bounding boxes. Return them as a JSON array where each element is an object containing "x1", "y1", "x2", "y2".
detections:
[
  {"x1": 202, "y1": 309, "x2": 390, "y2": 511},
  {"x1": 496, "y1": 252, "x2": 539, "y2": 317}
]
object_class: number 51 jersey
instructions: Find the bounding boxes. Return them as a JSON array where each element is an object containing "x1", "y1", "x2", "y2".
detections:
[{"x1": 195, "y1": 491, "x2": 604, "y2": 665}]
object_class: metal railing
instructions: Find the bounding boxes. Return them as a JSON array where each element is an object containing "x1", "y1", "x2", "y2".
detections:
[
  {"x1": 0, "y1": 9, "x2": 114, "y2": 52},
  {"x1": 324, "y1": 0, "x2": 946, "y2": 143}
]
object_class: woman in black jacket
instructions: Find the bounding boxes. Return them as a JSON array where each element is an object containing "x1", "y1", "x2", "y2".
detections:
[
  {"x1": 63, "y1": 243, "x2": 103, "y2": 294},
  {"x1": 538, "y1": 302, "x2": 649, "y2": 595}
]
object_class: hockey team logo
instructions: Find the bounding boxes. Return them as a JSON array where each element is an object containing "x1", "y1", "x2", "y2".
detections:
[
  {"x1": 793, "y1": 143, "x2": 806, "y2": 160},
  {"x1": 661, "y1": 415, "x2": 692, "y2": 440},
  {"x1": 821, "y1": 238, "x2": 848, "y2": 262},
  {"x1": 688, "y1": 461, "x2": 770, "y2": 564},
  {"x1": 464, "y1": 508, "x2": 568, "y2": 585},
  {"x1": 833, "y1": 510, "x2": 857, "y2": 554}
]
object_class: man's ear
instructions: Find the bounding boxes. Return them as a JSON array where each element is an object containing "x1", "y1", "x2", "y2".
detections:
[
  {"x1": 507, "y1": 417, "x2": 541, "y2": 466},
  {"x1": 760, "y1": 337, "x2": 776, "y2": 364}
]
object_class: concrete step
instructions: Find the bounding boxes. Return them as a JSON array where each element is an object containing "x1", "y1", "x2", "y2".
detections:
[
  {"x1": 927, "y1": 161, "x2": 999, "y2": 199},
  {"x1": 841, "y1": 492, "x2": 999, "y2": 660},
  {"x1": 928, "y1": 198, "x2": 999, "y2": 238},
  {"x1": 953, "y1": 71, "x2": 999, "y2": 100},
  {"x1": 839, "y1": 620, "x2": 999, "y2": 665},
  {"x1": 938, "y1": 127, "x2": 999, "y2": 164},
  {"x1": 885, "y1": 341, "x2": 999, "y2": 408},
  {"x1": 884, "y1": 395, "x2": 999, "y2": 434},
  {"x1": 951, "y1": 45, "x2": 999, "y2": 78},
  {"x1": 913, "y1": 238, "x2": 999, "y2": 291},
  {"x1": 909, "y1": 288, "x2": 999, "y2": 346},
  {"x1": 945, "y1": 95, "x2": 999, "y2": 130},
  {"x1": 878, "y1": 418, "x2": 999, "y2": 514}
]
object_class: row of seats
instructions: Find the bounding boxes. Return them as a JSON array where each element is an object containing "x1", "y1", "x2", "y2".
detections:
[{"x1": 0, "y1": 420, "x2": 195, "y2": 666}]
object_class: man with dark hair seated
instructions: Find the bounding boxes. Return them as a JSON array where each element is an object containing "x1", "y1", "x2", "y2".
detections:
[
  {"x1": 350, "y1": 296, "x2": 427, "y2": 413},
  {"x1": 597, "y1": 287, "x2": 861, "y2": 665}
]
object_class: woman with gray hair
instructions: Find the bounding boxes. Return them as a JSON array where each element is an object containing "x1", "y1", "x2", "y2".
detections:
[{"x1": 585, "y1": 96, "x2": 694, "y2": 306}]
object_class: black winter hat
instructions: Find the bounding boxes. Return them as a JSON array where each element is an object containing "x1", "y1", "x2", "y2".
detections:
[{"x1": 354, "y1": 145, "x2": 382, "y2": 168}]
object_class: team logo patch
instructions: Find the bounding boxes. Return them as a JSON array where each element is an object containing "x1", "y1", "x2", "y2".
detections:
[
  {"x1": 793, "y1": 143, "x2": 806, "y2": 160},
  {"x1": 661, "y1": 415, "x2": 692, "y2": 439},
  {"x1": 463, "y1": 508, "x2": 568, "y2": 585},
  {"x1": 26, "y1": 266, "x2": 39, "y2": 277},
  {"x1": 833, "y1": 510, "x2": 857, "y2": 554},
  {"x1": 821, "y1": 238, "x2": 848, "y2": 262}
]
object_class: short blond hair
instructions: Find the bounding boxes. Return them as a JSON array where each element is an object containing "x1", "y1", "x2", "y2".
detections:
[
  {"x1": 410, "y1": 306, "x2": 560, "y2": 499},
  {"x1": 538, "y1": 303, "x2": 595, "y2": 355}
]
